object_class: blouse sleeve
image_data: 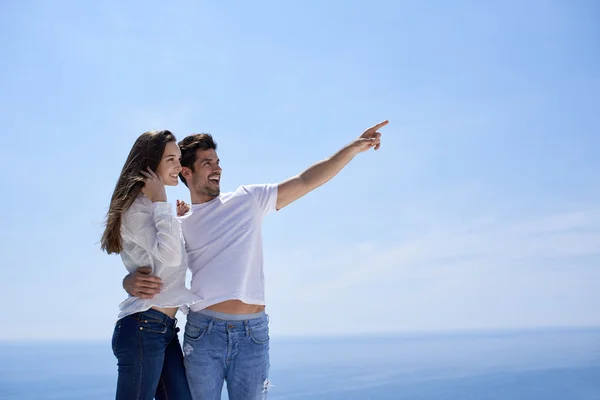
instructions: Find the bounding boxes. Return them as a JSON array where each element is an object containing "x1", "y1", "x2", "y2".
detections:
[{"x1": 121, "y1": 201, "x2": 183, "y2": 267}]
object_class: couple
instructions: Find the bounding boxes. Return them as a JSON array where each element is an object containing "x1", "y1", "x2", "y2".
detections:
[{"x1": 101, "y1": 121, "x2": 387, "y2": 400}]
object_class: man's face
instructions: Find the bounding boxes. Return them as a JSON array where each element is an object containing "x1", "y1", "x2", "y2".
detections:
[{"x1": 186, "y1": 149, "x2": 222, "y2": 199}]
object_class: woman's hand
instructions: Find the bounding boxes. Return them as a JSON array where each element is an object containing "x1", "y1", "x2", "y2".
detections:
[{"x1": 141, "y1": 167, "x2": 167, "y2": 203}]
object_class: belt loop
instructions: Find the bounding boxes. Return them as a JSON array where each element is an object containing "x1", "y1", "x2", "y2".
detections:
[
  {"x1": 207, "y1": 320, "x2": 214, "y2": 334},
  {"x1": 244, "y1": 320, "x2": 250, "y2": 337}
]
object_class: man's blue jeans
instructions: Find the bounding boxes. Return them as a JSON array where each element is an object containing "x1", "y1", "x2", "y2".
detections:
[
  {"x1": 112, "y1": 309, "x2": 192, "y2": 400},
  {"x1": 183, "y1": 310, "x2": 271, "y2": 400}
]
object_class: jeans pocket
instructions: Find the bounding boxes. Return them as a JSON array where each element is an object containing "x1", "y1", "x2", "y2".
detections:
[
  {"x1": 249, "y1": 325, "x2": 270, "y2": 345},
  {"x1": 184, "y1": 323, "x2": 207, "y2": 341},
  {"x1": 111, "y1": 321, "x2": 121, "y2": 354},
  {"x1": 140, "y1": 319, "x2": 168, "y2": 334}
]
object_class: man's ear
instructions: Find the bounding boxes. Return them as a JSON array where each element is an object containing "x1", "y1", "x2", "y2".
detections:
[{"x1": 180, "y1": 166, "x2": 192, "y2": 180}]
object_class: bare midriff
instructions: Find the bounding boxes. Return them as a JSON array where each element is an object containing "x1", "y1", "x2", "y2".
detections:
[
  {"x1": 151, "y1": 306, "x2": 178, "y2": 319},
  {"x1": 206, "y1": 300, "x2": 265, "y2": 314}
]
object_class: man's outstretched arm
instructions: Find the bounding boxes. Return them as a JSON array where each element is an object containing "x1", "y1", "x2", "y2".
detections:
[{"x1": 276, "y1": 120, "x2": 388, "y2": 210}]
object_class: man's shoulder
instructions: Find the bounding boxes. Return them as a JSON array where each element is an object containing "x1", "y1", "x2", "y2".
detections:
[
  {"x1": 215, "y1": 186, "x2": 253, "y2": 205},
  {"x1": 236, "y1": 183, "x2": 275, "y2": 194},
  {"x1": 227, "y1": 184, "x2": 265, "y2": 197},
  {"x1": 208, "y1": 185, "x2": 270, "y2": 210}
]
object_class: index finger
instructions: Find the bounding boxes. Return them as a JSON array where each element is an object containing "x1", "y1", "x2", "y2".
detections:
[
  {"x1": 370, "y1": 120, "x2": 389, "y2": 131},
  {"x1": 146, "y1": 167, "x2": 159, "y2": 179},
  {"x1": 136, "y1": 273, "x2": 162, "y2": 284}
]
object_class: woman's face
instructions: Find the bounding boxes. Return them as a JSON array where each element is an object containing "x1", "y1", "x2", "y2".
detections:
[{"x1": 156, "y1": 141, "x2": 182, "y2": 186}]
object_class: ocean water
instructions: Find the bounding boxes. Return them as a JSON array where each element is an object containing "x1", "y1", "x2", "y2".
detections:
[{"x1": 1, "y1": 328, "x2": 599, "y2": 399}]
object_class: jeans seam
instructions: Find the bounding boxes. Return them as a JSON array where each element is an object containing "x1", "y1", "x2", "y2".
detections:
[
  {"x1": 112, "y1": 321, "x2": 121, "y2": 354},
  {"x1": 137, "y1": 325, "x2": 144, "y2": 400},
  {"x1": 159, "y1": 329, "x2": 173, "y2": 400}
]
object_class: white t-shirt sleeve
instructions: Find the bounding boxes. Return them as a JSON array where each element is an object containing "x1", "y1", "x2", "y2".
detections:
[{"x1": 244, "y1": 184, "x2": 278, "y2": 218}]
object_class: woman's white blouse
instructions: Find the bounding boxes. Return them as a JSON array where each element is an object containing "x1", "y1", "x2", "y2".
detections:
[{"x1": 117, "y1": 194, "x2": 200, "y2": 319}]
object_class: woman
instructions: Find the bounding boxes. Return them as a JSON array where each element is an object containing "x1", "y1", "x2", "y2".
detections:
[{"x1": 101, "y1": 130, "x2": 198, "y2": 400}]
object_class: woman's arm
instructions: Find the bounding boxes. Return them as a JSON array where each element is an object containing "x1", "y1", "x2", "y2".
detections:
[{"x1": 122, "y1": 201, "x2": 183, "y2": 267}]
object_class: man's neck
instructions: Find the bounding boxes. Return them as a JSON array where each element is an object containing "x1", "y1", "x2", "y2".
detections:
[{"x1": 191, "y1": 192, "x2": 219, "y2": 205}]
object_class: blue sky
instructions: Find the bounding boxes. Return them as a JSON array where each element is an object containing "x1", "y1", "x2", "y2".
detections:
[{"x1": 0, "y1": 1, "x2": 598, "y2": 340}]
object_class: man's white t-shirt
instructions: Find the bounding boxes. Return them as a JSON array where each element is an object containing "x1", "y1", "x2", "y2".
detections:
[{"x1": 179, "y1": 184, "x2": 278, "y2": 312}]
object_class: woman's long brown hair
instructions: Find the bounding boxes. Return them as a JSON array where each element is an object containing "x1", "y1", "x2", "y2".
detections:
[{"x1": 101, "y1": 130, "x2": 176, "y2": 254}]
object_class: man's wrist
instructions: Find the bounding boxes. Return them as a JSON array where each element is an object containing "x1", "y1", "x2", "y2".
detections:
[{"x1": 346, "y1": 140, "x2": 362, "y2": 156}]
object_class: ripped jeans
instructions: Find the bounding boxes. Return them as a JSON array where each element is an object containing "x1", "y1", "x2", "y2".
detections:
[{"x1": 183, "y1": 310, "x2": 271, "y2": 400}]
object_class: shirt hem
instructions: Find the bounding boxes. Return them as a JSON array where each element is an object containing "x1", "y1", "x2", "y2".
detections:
[{"x1": 117, "y1": 297, "x2": 203, "y2": 320}]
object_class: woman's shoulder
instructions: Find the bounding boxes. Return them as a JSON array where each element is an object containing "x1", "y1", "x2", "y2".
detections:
[{"x1": 122, "y1": 195, "x2": 153, "y2": 224}]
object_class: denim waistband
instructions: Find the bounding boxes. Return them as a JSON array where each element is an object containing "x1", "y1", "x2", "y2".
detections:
[
  {"x1": 127, "y1": 308, "x2": 178, "y2": 326},
  {"x1": 197, "y1": 308, "x2": 265, "y2": 321},
  {"x1": 187, "y1": 309, "x2": 268, "y2": 334}
]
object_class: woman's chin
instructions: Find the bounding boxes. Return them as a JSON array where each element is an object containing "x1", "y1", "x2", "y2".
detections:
[{"x1": 164, "y1": 177, "x2": 180, "y2": 186}]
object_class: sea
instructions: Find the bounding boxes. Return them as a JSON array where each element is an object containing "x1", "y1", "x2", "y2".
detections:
[{"x1": 1, "y1": 328, "x2": 598, "y2": 399}]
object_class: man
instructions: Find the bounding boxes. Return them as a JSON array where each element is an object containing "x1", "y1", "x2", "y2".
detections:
[{"x1": 123, "y1": 121, "x2": 387, "y2": 399}]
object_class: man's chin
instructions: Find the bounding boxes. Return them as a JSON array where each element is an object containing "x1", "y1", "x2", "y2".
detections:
[{"x1": 206, "y1": 187, "x2": 220, "y2": 197}]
